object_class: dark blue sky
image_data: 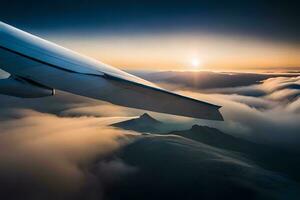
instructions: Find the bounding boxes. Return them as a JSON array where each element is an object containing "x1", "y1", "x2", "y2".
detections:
[{"x1": 1, "y1": 0, "x2": 299, "y2": 43}]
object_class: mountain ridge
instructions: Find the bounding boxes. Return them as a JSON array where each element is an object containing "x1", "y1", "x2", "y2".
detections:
[{"x1": 111, "y1": 113, "x2": 300, "y2": 181}]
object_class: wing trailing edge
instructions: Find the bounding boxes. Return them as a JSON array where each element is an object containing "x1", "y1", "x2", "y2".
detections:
[
  {"x1": 0, "y1": 75, "x2": 54, "y2": 98},
  {"x1": 101, "y1": 73, "x2": 223, "y2": 121}
]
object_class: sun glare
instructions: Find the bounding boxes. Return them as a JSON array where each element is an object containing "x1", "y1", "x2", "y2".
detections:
[{"x1": 190, "y1": 58, "x2": 203, "y2": 70}]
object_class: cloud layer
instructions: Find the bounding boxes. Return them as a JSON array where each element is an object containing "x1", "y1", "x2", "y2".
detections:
[
  {"x1": 0, "y1": 108, "x2": 137, "y2": 200},
  {"x1": 154, "y1": 74, "x2": 300, "y2": 150},
  {"x1": 0, "y1": 71, "x2": 300, "y2": 199}
]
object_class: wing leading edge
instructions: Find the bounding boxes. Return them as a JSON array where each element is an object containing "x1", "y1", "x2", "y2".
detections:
[{"x1": 0, "y1": 21, "x2": 223, "y2": 120}]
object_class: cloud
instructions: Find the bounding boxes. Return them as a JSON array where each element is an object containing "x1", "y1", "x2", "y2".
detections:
[
  {"x1": 0, "y1": 109, "x2": 138, "y2": 200},
  {"x1": 80, "y1": 159, "x2": 138, "y2": 200},
  {"x1": 60, "y1": 104, "x2": 142, "y2": 118},
  {"x1": 204, "y1": 75, "x2": 300, "y2": 100},
  {"x1": 286, "y1": 97, "x2": 300, "y2": 113},
  {"x1": 160, "y1": 75, "x2": 300, "y2": 150},
  {"x1": 133, "y1": 72, "x2": 300, "y2": 150},
  {"x1": 138, "y1": 71, "x2": 299, "y2": 90}
]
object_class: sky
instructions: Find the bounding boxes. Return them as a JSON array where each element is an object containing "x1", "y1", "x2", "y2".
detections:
[{"x1": 1, "y1": 0, "x2": 300, "y2": 71}]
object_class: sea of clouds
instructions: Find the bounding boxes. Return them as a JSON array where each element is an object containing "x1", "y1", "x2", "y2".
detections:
[{"x1": 0, "y1": 71, "x2": 300, "y2": 199}]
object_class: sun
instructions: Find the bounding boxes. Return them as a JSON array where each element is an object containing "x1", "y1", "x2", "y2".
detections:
[{"x1": 190, "y1": 58, "x2": 203, "y2": 70}]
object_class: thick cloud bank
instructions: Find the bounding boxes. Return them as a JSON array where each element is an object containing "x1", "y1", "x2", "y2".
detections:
[
  {"x1": 0, "y1": 108, "x2": 137, "y2": 200},
  {"x1": 142, "y1": 73, "x2": 300, "y2": 149}
]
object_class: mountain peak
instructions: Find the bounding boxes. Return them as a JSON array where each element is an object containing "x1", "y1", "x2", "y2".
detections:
[
  {"x1": 139, "y1": 113, "x2": 158, "y2": 122},
  {"x1": 191, "y1": 124, "x2": 204, "y2": 131},
  {"x1": 190, "y1": 124, "x2": 219, "y2": 132},
  {"x1": 111, "y1": 113, "x2": 162, "y2": 133},
  {"x1": 191, "y1": 124, "x2": 201, "y2": 129}
]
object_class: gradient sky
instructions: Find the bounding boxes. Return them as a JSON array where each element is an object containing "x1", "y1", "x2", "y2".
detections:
[{"x1": 1, "y1": 0, "x2": 300, "y2": 71}]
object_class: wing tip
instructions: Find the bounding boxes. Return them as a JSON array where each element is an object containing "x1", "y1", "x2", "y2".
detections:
[
  {"x1": 214, "y1": 107, "x2": 224, "y2": 121},
  {"x1": 203, "y1": 106, "x2": 224, "y2": 121}
]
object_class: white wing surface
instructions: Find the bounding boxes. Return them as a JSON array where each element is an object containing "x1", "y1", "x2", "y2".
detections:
[{"x1": 0, "y1": 21, "x2": 223, "y2": 120}]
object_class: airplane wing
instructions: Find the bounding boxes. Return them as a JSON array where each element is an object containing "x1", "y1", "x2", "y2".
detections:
[{"x1": 0, "y1": 21, "x2": 223, "y2": 120}]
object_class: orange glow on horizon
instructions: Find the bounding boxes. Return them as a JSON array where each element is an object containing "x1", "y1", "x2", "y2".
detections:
[{"x1": 49, "y1": 32, "x2": 300, "y2": 72}]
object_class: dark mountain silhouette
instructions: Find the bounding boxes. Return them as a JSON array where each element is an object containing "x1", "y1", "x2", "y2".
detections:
[
  {"x1": 168, "y1": 124, "x2": 260, "y2": 153},
  {"x1": 112, "y1": 113, "x2": 300, "y2": 181},
  {"x1": 109, "y1": 135, "x2": 295, "y2": 200},
  {"x1": 168, "y1": 124, "x2": 300, "y2": 181},
  {"x1": 112, "y1": 113, "x2": 259, "y2": 154},
  {"x1": 111, "y1": 113, "x2": 163, "y2": 133}
]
